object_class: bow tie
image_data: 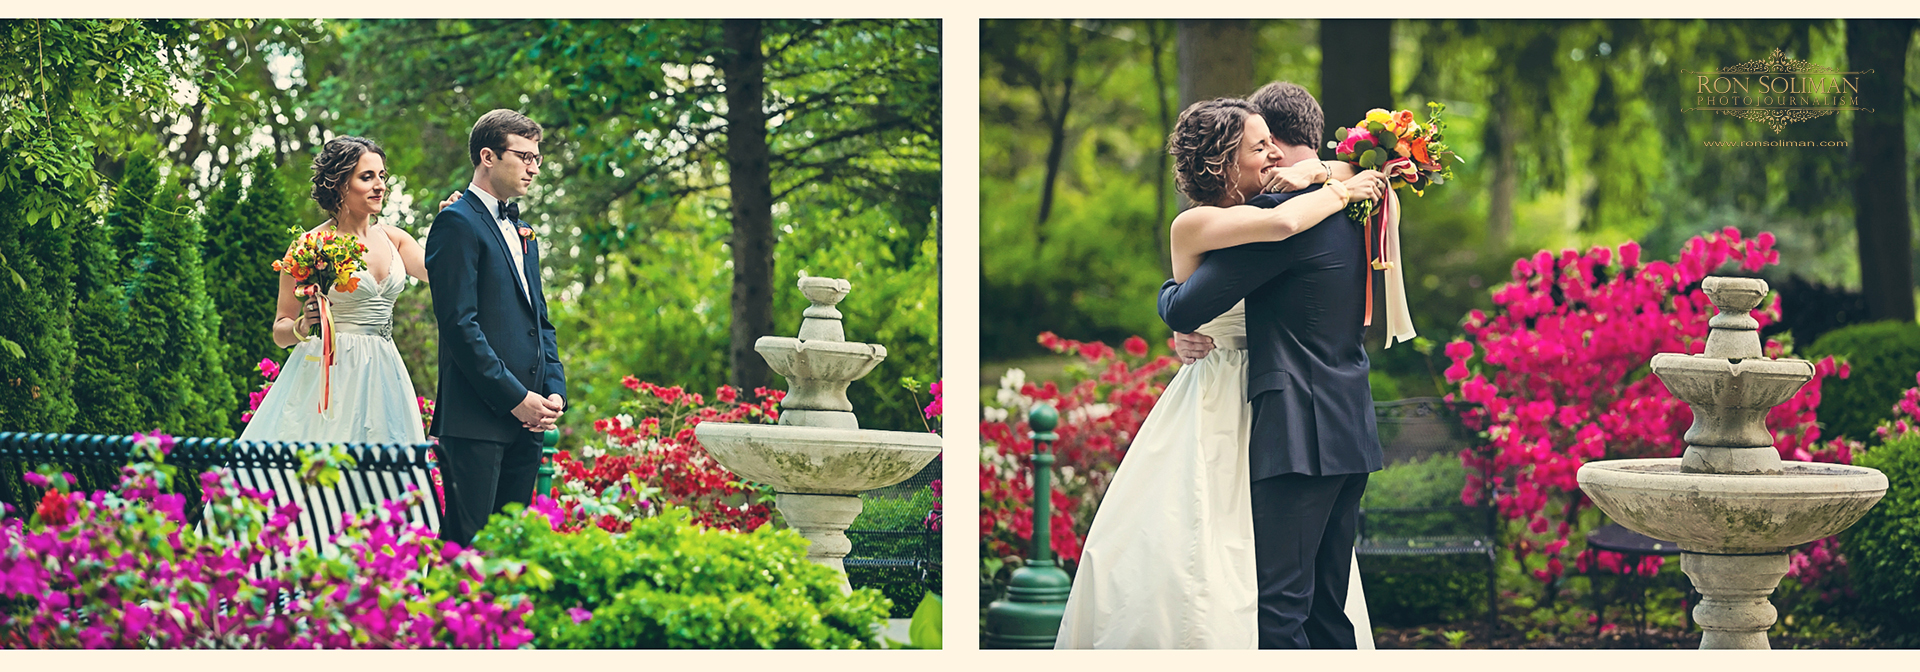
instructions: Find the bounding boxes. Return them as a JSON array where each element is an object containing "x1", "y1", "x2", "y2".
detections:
[{"x1": 497, "y1": 201, "x2": 520, "y2": 222}]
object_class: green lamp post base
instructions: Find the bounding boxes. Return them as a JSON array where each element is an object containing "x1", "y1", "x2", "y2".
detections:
[
  {"x1": 983, "y1": 559, "x2": 1074, "y2": 648},
  {"x1": 983, "y1": 403, "x2": 1072, "y2": 649}
]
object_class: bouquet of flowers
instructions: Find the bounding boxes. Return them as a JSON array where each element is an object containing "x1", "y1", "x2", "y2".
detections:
[
  {"x1": 1330, "y1": 101, "x2": 1461, "y2": 224},
  {"x1": 269, "y1": 226, "x2": 368, "y2": 413}
]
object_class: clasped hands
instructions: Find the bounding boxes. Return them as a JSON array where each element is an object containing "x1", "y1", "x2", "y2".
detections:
[{"x1": 513, "y1": 392, "x2": 565, "y2": 432}]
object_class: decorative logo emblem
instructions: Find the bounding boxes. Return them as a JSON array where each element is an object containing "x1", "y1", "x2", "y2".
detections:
[{"x1": 1683, "y1": 49, "x2": 1871, "y2": 133}]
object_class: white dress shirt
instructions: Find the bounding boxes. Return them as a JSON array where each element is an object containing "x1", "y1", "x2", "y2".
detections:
[{"x1": 466, "y1": 181, "x2": 531, "y2": 305}]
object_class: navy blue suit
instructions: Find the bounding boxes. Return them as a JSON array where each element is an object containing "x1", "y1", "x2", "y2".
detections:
[
  {"x1": 425, "y1": 188, "x2": 566, "y2": 545},
  {"x1": 1158, "y1": 185, "x2": 1383, "y2": 648}
]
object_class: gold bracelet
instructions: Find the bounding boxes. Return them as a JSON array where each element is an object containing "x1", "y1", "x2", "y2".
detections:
[{"x1": 1326, "y1": 179, "x2": 1350, "y2": 201}]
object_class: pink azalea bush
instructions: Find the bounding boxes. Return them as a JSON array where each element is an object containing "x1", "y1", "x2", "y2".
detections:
[
  {"x1": 1442, "y1": 228, "x2": 1853, "y2": 589},
  {"x1": 980, "y1": 333, "x2": 1176, "y2": 570},
  {"x1": 0, "y1": 432, "x2": 536, "y2": 648}
]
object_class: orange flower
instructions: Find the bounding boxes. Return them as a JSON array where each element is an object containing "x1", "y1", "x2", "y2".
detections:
[
  {"x1": 1395, "y1": 138, "x2": 1413, "y2": 158},
  {"x1": 339, "y1": 276, "x2": 363, "y2": 293},
  {"x1": 1392, "y1": 110, "x2": 1418, "y2": 138},
  {"x1": 1410, "y1": 136, "x2": 1434, "y2": 166}
]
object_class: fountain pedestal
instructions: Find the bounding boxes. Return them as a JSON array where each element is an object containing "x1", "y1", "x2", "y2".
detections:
[
  {"x1": 695, "y1": 277, "x2": 941, "y2": 592},
  {"x1": 1576, "y1": 277, "x2": 1887, "y2": 649}
]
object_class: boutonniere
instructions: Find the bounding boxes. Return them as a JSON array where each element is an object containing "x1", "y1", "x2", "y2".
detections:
[{"x1": 517, "y1": 226, "x2": 535, "y2": 254}]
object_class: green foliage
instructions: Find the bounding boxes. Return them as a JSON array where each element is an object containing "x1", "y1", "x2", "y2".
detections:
[
  {"x1": 1805, "y1": 321, "x2": 1920, "y2": 442},
  {"x1": 1841, "y1": 429, "x2": 1920, "y2": 644},
  {"x1": 0, "y1": 181, "x2": 77, "y2": 433},
  {"x1": 204, "y1": 155, "x2": 305, "y2": 431},
  {"x1": 471, "y1": 505, "x2": 892, "y2": 649},
  {"x1": 124, "y1": 173, "x2": 236, "y2": 436},
  {"x1": 1363, "y1": 452, "x2": 1470, "y2": 510}
]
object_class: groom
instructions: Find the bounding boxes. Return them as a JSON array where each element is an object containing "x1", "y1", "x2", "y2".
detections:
[
  {"x1": 1158, "y1": 82, "x2": 1385, "y2": 649},
  {"x1": 425, "y1": 109, "x2": 568, "y2": 546}
]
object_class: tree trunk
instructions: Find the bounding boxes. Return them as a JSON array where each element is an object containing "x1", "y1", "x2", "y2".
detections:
[
  {"x1": 1148, "y1": 20, "x2": 1175, "y2": 277},
  {"x1": 1320, "y1": 20, "x2": 1394, "y2": 343},
  {"x1": 1176, "y1": 19, "x2": 1254, "y2": 214},
  {"x1": 723, "y1": 19, "x2": 775, "y2": 391},
  {"x1": 1318, "y1": 20, "x2": 1394, "y2": 156},
  {"x1": 1485, "y1": 88, "x2": 1517, "y2": 247},
  {"x1": 1847, "y1": 19, "x2": 1916, "y2": 323},
  {"x1": 1035, "y1": 22, "x2": 1081, "y2": 233}
]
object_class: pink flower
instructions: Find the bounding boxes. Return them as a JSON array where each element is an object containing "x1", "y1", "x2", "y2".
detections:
[
  {"x1": 568, "y1": 607, "x2": 593, "y2": 624},
  {"x1": 1335, "y1": 127, "x2": 1376, "y2": 155}
]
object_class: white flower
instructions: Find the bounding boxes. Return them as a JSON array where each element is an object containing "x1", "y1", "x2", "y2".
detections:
[
  {"x1": 1067, "y1": 403, "x2": 1115, "y2": 426},
  {"x1": 1001, "y1": 368, "x2": 1026, "y2": 392},
  {"x1": 616, "y1": 413, "x2": 634, "y2": 429},
  {"x1": 582, "y1": 443, "x2": 605, "y2": 459},
  {"x1": 982, "y1": 406, "x2": 1009, "y2": 423}
]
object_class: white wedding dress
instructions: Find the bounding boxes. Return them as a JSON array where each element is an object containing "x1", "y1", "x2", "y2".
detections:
[
  {"x1": 1055, "y1": 302, "x2": 1373, "y2": 649},
  {"x1": 238, "y1": 228, "x2": 431, "y2": 534}
]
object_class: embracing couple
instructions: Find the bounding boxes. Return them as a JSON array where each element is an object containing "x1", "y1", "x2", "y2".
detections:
[
  {"x1": 1056, "y1": 83, "x2": 1404, "y2": 649},
  {"x1": 238, "y1": 109, "x2": 567, "y2": 546}
]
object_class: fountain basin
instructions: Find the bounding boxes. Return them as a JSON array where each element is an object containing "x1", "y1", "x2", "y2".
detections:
[
  {"x1": 1578, "y1": 458, "x2": 1887, "y2": 554},
  {"x1": 695, "y1": 422, "x2": 941, "y2": 494}
]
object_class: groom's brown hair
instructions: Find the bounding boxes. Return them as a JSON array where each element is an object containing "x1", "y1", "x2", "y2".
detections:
[
  {"x1": 468, "y1": 109, "x2": 543, "y2": 166},
  {"x1": 1248, "y1": 82, "x2": 1323, "y2": 151}
]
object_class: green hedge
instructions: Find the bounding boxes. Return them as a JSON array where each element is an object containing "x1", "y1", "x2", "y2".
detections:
[
  {"x1": 1841, "y1": 429, "x2": 1920, "y2": 645},
  {"x1": 1804, "y1": 320, "x2": 1920, "y2": 442},
  {"x1": 1357, "y1": 452, "x2": 1491, "y2": 626},
  {"x1": 472, "y1": 506, "x2": 891, "y2": 649}
]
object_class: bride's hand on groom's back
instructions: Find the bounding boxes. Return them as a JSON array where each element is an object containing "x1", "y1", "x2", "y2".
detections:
[{"x1": 439, "y1": 191, "x2": 462, "y2": 211}]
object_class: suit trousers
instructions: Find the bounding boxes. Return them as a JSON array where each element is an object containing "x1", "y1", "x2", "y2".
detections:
[
  {"x1": 436, "y1": 432, "x2": 543, "y2": 546},
  {"x1": 1252, "y1": 471, "x2": 1369, "y2": 649}
]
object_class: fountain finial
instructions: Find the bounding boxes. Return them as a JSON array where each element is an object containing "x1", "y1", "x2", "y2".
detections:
[{"x1": 1701, "y1": 277, "x2": 1767, "y2": 360}]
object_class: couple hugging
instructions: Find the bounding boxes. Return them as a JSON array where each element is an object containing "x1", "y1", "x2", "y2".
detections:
[
  {"x1": 240, "y1": 109, "x2": 566, "y2": 546},
  {"x1": 1057, "y1": 82, "x2": 1414, "y2": 649}
]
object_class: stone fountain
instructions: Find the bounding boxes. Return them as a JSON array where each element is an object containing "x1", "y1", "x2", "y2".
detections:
[
  {"x1": 1577, "y1": 276, "x2": 1888, "y2": 649},
  {"x1": 695, "y1": 277, "x2": 942, "y2": 591}
]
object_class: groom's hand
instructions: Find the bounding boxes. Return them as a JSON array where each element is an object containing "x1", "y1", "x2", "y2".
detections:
[
  {"x1": 512, "y1": 391, "x2": 561, "y2": 429},
  {"x1": 1173, "y1": 331, "x2": 1216, "y2": 364}
]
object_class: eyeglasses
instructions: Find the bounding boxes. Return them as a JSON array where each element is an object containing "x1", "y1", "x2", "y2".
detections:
[{"x1": 497, "y1": 148, "x2": 543, "y2": 167}]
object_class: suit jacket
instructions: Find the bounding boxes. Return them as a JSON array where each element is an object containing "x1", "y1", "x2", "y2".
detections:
[
  {"x1": 1158, "y1": 186, "x2": 1383, "y2": 479},
  {"x1": 424, "y1": 188, "x2": 567, "y2": 443}
]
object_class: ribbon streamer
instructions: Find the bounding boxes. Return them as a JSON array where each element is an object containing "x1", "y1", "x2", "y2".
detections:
[
  {"x1": 1360, "y1": 190, "x2": 1417, "y2": 347},
  {"x1": 317, "y1": 292, "x2": 336, "y2": 414},
  {"x1": 1379, "y1": 189, "x2": 1416, "y2": 347}
]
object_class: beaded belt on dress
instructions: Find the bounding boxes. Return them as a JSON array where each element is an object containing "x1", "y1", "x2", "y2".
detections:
[{"x1": 335, "y1": 321, "x2": 394, "y2": 340}]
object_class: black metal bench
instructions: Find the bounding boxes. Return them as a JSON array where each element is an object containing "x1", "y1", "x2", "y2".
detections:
[
  {"x1": 0, "y1": 432, "x2": 442, "y2": 546},
  {"x1": 846, "y1": 457, "x2": 942, "y2": 617},
  {"x1": 1356, "y1": 398, "x2": 1498, "y2": 636}
]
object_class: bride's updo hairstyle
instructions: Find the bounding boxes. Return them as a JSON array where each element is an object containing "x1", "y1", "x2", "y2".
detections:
[
  {"x1": 1167, "y1": 97, "x2": 1260, "y2": 207},
  {"x1": 309, "y1": 136, "x2": 387, "y2": 214}
]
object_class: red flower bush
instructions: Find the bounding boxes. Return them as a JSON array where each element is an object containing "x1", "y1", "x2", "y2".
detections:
[
  {"x1": 552, "y1": 381, "x2": 784, "y2": 533},
  {"x1": 1442, "y1": 228, "x2": 1851, "y2": 587},
  {"x1": 979, "y1": 332, "x2": 1178, "y2": 571}
]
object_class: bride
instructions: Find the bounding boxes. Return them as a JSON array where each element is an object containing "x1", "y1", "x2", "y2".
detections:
[
  {"x1": 239, "y1": 136, "x2": 433, "y2": 523},
  {"x1": 1055, "y1": 96, "x2": 1386, "y2": 649}
]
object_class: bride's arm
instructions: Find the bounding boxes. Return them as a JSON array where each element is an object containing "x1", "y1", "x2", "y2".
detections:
[
  {"x1": 388, "y1": 226, "x2": 429, "y2": 283},
  {"x1": 1169, "y1": 181, "x2": 1351, "y2": 282},
  {"x1": 271, "y1": 272, "x2": 319, "y2": 348}
]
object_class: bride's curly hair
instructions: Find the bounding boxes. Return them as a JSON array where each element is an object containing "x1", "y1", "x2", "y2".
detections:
[
  {"x1": 1167, "y1": 98, "x2": 1259, "y2": 207},
  {"x1": 309, "y1": 136, "x2": 387, "y2": 214}
]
